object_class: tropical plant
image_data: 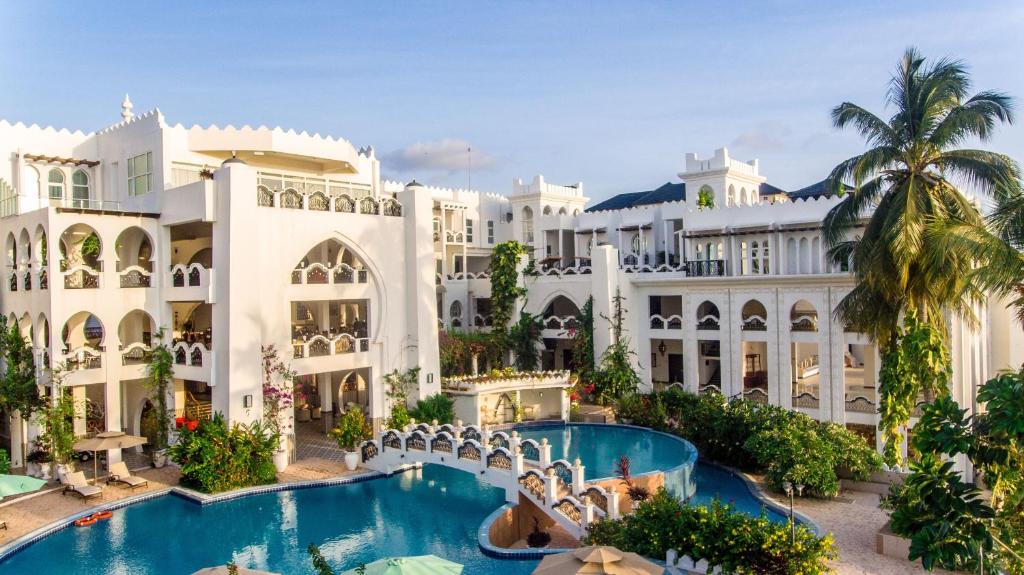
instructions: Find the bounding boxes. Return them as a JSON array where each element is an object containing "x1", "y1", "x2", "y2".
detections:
[
  {"x1": 0, "y1": 316, "x2": 43, "y2": 420},
  {"x1": 143, "y1": 329, "x2": 175, "y2": 452},
  {"x1": 384, "y1": 367, "x2": 420, "y2": 429},
  {"x1": 591, "y1": 289, "x2": 640, "y2": 404},
  {"x1": 408, "y1": 393, "x2": 455, "y2": 425},
  {"x1": 885, "y1": 370, "x2": 1024, "y2": 572},
  {"x1": 823, "y1": 48, "x2": 1017, "y2": 346},
  {"x1": 876, "y1": 310, "x2": 952, "y2": 466},
  {"x1": 489, "y1": 241, "x2": 528, "y2": 331},
  {"x1": 37, "y1": 382, "x2": 76, "y2": 472},
  {"x1": 696, "y1": 187, "x2": 715, "y2": 210},
  {"x1": 168, "y1": 413, "x2": 279, "y2": 493},
  {"x1": 330, "y1": 409, "x2": 372, "y2": 452},
  {"x1": 261, "y1": 344, "x2": 297, "y2": 436},
  {"x1": 80, "y1": 232, "x2": 101, "y2": 259},
  {"x1": 438, "y1": 330, "x2": 503, "y2": 376},
  {"x1": 584, "y1": 488, "x2": 836, "y2": 574},
  {"x1": 0, "y1": 448, "x2": 9, "y2": 474},
  {"x1": 615, "y1": 455, "x2": 651, "y2": 502},
  {"x1": 506, "y1": 311, "x2": 542, "y2": 371}
]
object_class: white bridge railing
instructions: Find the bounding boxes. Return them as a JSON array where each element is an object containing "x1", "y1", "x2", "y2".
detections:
[{"x1": 360, "y1": 420, "x2": 620, "y2": 539}]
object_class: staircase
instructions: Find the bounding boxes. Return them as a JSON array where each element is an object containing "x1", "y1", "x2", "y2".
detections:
[
  {"x1": 183, "y1": 392, "x2": 212, "y2": 421},
  {"x1": 360, "y1": 421, "x2": 621, "y2": 540}
]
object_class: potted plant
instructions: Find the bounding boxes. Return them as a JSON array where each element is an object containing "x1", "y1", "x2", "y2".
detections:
[
  {"x1": 330, "y1": 409, "x2": 371, "y2": 471},
  {"x1": 26, "y1": 445, "x2": 49, "y2": 479},
  {"x1": 526, "y1": 517, "x2": 551, "y2": 548}
]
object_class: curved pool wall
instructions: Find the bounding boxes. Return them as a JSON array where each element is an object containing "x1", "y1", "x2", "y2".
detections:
[
  {"x1": 0, "y1": 423, "x2": 804, "y2": 574},
  {"x1": 513, "y1": 422, "x2": 698, "y2": 500}
]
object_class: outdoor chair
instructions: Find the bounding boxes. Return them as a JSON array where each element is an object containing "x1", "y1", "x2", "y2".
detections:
[
  {"x1": 61, "y1": 471, "x2": 103, "y2": 500},
  {"x1": 106, "y1": 461, "x2": 149, "y2": 491}
]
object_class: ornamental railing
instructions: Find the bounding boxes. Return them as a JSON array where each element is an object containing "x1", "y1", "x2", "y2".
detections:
[
  {"x1": 256, "y1": 184, "x2": 401, "y2": 217},
  {"x1": 292, "y1": 333, "x2": 369, "y2": 359},
  {"x1": 291, "y1": 263, "x2": 368, "y2": 285}
]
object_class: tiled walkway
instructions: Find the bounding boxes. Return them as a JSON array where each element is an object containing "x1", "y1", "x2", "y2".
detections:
[{"x1": 294, "y1": 419, "x2": 348, "y2": 462}]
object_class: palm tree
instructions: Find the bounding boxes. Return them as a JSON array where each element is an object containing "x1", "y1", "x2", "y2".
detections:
[
  {"x1": 823, "y1": 49, "x2": 1019, "y2": 465},
  {"x1": 823, "y1": 48, "x2": 1019, "y2": 346}
]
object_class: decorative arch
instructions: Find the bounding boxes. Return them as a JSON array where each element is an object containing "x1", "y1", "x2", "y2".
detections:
[
  {"x1": 60, "y1": 223, "x2": 102, "y2": 267},
  {"x1": 790, "y1": 299, "x2": 818, "y2": 332},
  {"x1": 557, "y1": 206, "x2": 567, "y2": 216},
  {"x1": 35, "y1": 313, "x2": 50, "y2": 350},
  {"x1": 285, "y1": 232, "x2": 388, "y2": 344},
  {"x1": 739, "y1": 187, "x2": 749, "y2": 205},
  {"x1": 696, "y1": 300, "x2": 720, "y2": 330},
  {"x1": 5, "y1": 232, "x2": 15, "y2": 267},
  {"x1": 114, "y1": 226, "x2": 154, "y2": 272},
  {"x1": 34, "y1": 225, "x2": 47, "y2": 265},
  {"x1": 62, "y1": 311, "x2": 105, "y2": 350},
  {"x1": 542, "y1": 205, "x2": 553, "y2": 216},
  {"x1": 71, "y1": 170, "x2": 90, "y2": 206},
  {"x1": 741, "y1": 299, "x2": 768, "y2": 331},
  {"x1": 119, "y1": 309, "x2": 156, "y2": 364},
  {"x1": 17, "y1": 228, "x2": 30, "y2": 265},
  {"x1": 726, "y1": 184, "x2": 736, "y2": 206}
]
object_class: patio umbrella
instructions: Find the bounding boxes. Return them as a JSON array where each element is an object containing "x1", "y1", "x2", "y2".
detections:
[
  {"x1": 0, "y1": 474, "x2": 47, "y2": 497},
  {"x1": 191, "y1": 567, "x2": 279, "y2": 575},
  {"x1": 340, "y1": 555, "x2": 463, "y2": 575},
  {"x1": 532, "y1": 546, "x2": 664, "y2": 575},
  {"x1": 73, "y1": 431, "x2": 148, "y2": 484}
]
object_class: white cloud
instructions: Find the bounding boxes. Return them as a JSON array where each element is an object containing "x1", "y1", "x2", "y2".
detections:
[
  {"x1": 382, "y1": 138, "x2": 499, "y2": 174},
  {"x1": 729, "y1": 122, "x2": 792, "y2": 152}
]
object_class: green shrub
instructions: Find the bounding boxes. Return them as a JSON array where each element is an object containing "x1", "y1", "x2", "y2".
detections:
[
  {"x1": 584, "y1": 488, "x2": 835, "y2": 573},
  {"x1": 621, "y1": 389, "x2": 880, "y2": 498},
  {"x1": 409, "y1": 393, "x2": 455, "y2": 425},
  {"x1": 330, "y1": 409, "x2": 372, "y2": 451},
  {"x1": 386, "y1": 403, "x2": 411, "y2": 430},
  {"x1": 168, "y1": 413, "x2": 279, "y2": 493},
  {"x1": 0, "y1": 448, "x2": 9, "y2": 474}
]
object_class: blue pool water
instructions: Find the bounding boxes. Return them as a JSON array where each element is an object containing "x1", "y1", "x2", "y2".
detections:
[{"x1": 0, "y1": 424, "x2": 786, "y2": 574}]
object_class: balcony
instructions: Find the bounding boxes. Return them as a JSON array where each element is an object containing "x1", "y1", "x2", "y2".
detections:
[
  {"x1": 649, "y1": 314, "x2": 683, "y2": 330},
  {"x1": 172, "y1": 341, "x2": 213, "y2": 382}
]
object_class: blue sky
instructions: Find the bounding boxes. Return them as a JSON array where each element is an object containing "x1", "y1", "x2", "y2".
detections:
[{"x1": 2, "y1": 1, "x2": 1022, "y2": 201}]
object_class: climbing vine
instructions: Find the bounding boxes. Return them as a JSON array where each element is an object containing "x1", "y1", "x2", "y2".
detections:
[
  {"x1": 696, "y1": 187, "x2": 715, "y2": 210},
  {"x1": 489, "y1": 241, "x2": 528, "y2": 331},
  {"x1": 877, "y1": 310, "x2": 951, "y2": 467},
  {"x1": 507, "y1": 311, "x2": 543, "y2": 371},
  {"x1": 571, "y1": 297, "x2": 595, "y2": 385}
]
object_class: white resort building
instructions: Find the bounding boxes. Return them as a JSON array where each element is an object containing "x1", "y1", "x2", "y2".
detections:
[{"x1": 0, "y1": 99, "x2": 1021, "y2": 468}]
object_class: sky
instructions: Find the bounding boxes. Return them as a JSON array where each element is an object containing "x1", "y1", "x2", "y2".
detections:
[{"x1": 1, "y1": 1, "x2": 1022, "y2": 202}]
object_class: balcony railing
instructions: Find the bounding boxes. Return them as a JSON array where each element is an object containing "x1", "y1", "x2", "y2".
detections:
[
  {"x1": 790, "y1": 314, "x2": 818, "y2": 332},
  {"x1": 173, "y1": 342, "x2": 209, "y2": 368},
  {"x1": 121, "y1": 342, "x2": 152, "y2": 365},
  {"x1": 650, "y1": 314, "x2": 683, "y2": 330},
  {"x1": 257, "y1": 184, "x2": 402, "y2": 217},
  {"x1": 119, "y1": 266, "x2": 153, "y2": 288},
  {"x1": 169, "y1": 263, "x2": 210, "y2": 288},
  {"x1": 292, "y1": 333, "x2": 369, "y2": 359},
  {"x1": 473, "y1": 314, "x2": 494, "y2": 328},
  {"x1": 62, "y1": 346, "x2": 103, "y2": 371},
  {"x1": 741, "y1": 315, "x2": 767, "y2": 331},
  {"x1": 291, "y1": 263, "x2": 368, "y2": 285},
  {"x1": 543, "y1": 315, "x2": 579, "y2": 330},
  {"x1": 63, "y1": 265, "x2": 101, "y2": 289},
  {"x1": 622, "y1": 259, "x2": 727, "y2": 276}
]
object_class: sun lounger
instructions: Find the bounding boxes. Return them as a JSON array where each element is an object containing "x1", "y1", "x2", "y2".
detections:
[
  {"x1": 61, "y1": 471, "x2": 103, "y2": 500},
  {"x1": 106, "y1": 461, "x2": 148, "y2": 491}
]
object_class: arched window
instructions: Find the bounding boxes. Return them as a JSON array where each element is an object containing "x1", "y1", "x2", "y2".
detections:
[
  {"x1": 726, "y1": 185, "x2": 735, "y2": 207},
  {"x1": 739, "y1": 187, "x2": 749, "y2": 205},
  {"x1": 542, "y1": 205, "x2": 552, "y2": 216},
  {"x1": 760, "y1": 240, "x2": 770, "y2": 274},
  {"x1": 48, "y1": 169, "x2": 64, "y2": 200},
  {"x1": 557, "y1": 206, "x2": 567, "y2": 216},
  {"x1": 72, "y1": 170, "x2": 90, "y2": 206},
  {"x1": 521, "y1": 206, "x2": 534, "y2": 244},
  {"x1": 450, "y1": 300, "x2": 463, "y2": 327}
]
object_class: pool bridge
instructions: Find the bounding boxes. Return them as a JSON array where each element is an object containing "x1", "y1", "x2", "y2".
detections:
[{"x1": 360, "y1": 422, "x2": 622, "y2": 539}]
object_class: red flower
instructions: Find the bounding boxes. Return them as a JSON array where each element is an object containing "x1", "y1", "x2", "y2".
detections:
[{"x1": 583, "y1": 384, "x2": 595, "y2": 395}]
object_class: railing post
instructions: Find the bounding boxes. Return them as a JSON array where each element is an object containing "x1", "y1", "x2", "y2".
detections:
[
  {"x1": 453, "y1": 420, "x2": 463, "y2": 441},
  {"x1": 580, "y1": 495, "x2": 595, "y2": 530},
  {"x1": 511, "y1": 447, "x2": 524, "y2": 477},
  {"x1": 608, "y1": 489, "x2": 621, "y2": 519},
  {"x1": 544, "y1": 468, "x2": 558, "y2": 504},
  {"x1": 538, "y1": 438, "x2": 552, "y2": 467},
  {"x1": 481, "y1": 426, "x2": 492, "y2": 449},
  {"x1": 509, "y1": 430, "x2": 521, "y2": 454},
  {"x1": 571, "y1": 457, "x2": 585, "y2": 496}
]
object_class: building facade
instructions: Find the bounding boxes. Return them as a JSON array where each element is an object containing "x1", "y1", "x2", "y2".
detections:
[{"x1": 0, "y1": 103, "x2": 1019, "y2": 468}]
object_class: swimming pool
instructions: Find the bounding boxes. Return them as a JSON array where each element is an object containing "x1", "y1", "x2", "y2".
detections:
[{"x1": 0, "y1": 424, "x2": 787, "y2": 574}]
